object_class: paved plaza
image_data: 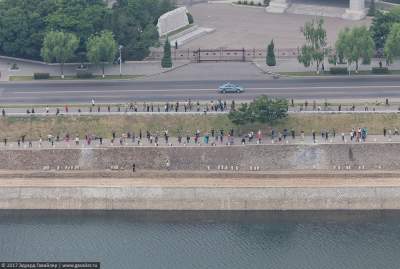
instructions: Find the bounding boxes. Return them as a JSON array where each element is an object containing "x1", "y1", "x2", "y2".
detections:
[{"x1": 186, "y1": 2, "x2": 371, "y2": 49}]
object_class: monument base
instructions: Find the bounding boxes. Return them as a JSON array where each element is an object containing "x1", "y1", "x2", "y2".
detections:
[
  {"x1": 265, "y1": 1, "x2": 289, "y2": 13},
  {"x1": 342, "y1": 8, "x2": 367, "y2": 20}
]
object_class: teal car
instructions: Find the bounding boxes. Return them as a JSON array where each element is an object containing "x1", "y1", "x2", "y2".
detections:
[{"x1": 218, "y1": 83, "x2": 244, "y2": 93}]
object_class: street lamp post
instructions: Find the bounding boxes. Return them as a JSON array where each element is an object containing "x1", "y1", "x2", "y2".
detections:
[{"x1": 119, "y1": 45, "x2": 123, "y2": 77}]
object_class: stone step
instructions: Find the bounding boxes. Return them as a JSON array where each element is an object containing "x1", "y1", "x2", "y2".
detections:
[
  {"x1": 170, "y1": 27, "x2": 215, "y2": 47},
  {"x1": 286, "y1": 3, "x2": 346, "y2": 18},
  {"x1": 169, "y1": 25, "x2": 199, "y2": 39}
]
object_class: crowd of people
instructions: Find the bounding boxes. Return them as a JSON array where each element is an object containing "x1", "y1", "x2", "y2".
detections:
[
  {"x1": 1, "y1": 98, "x2": 398, "y2": 116},
  {"x1": 3, "y1": 126, "x2": 400, "y2": 149},
  {"x1": 292, "y1": 98, "x2": 396, "y2": 112},
  {"x1": 1, "y1": 99, "x2": 236, "y2": 116}
]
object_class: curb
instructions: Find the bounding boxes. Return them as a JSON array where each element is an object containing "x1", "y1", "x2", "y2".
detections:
[{"x1": 250, "y1": 61, "x2": 284, "y2": 79}]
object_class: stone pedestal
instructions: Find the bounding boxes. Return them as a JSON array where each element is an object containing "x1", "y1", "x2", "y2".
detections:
[
  {"x1": 342, "y1": 0, "x2": 366, "y2": 20},
  {"x1": 266, "y1": 0, "x2": 289, "y2": 13},
  {"x1": 157, "y1": 7, "x2": 190, "y2": 37}
]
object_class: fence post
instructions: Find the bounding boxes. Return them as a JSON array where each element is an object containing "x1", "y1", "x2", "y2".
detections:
[{"x1": 198, "y1": 48, "x2": 201, "y2": 63}]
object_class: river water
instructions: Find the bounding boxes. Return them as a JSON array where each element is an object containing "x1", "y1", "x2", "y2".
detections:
[{"x1": 0, "y1": 210, "x2": 399, "y2": 269}]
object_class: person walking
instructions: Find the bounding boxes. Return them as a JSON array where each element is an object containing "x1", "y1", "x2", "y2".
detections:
[{"x1": 257, "y1": 130, "x2": 262, "y2": 144}]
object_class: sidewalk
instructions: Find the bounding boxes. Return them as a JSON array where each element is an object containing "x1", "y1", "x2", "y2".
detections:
[
  {"x1": 1, "y1": 101, "x2": 400, "y2": 116},
  {"x1": 0, "y1": 56, "x2": 190, "y2": 81},
  {"x1": 253, "y1": 57, "x2": 400, "y2": 74},
  {"x1": 2, "y1": 134, "x2": 400, "y2": 150}
]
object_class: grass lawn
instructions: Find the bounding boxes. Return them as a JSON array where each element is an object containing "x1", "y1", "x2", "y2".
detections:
[
  {"x1": 9, "y1": 74, "x2": 142, "y2": 81},
  {"x1": 281, "y1": 70, "x2": 400, "y2": 77},
  {"x1": 1, "y1": 113, "x2": 399, "y2": 140}
]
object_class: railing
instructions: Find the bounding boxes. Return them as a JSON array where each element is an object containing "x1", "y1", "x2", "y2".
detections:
[{"x1": 147, "y1": 48, "x2": 299, "y2": 61}]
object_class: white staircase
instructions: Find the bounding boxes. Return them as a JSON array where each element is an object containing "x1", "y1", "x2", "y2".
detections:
[
  {"x1": 287, "y1": 3, "x2": 346, "y2": 18},
  {"x1": 169, "y1": 25, "x2": 215, "y2": 47}
]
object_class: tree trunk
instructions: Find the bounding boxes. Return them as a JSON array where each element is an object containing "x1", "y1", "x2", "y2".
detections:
[
  {"x1": 102, "y1": 64, "x2": 105, "y2": 78},
  {"x1": 355, "y1": 60, "x2": 359, "y2": 73},
  {"x1": 316, "y1": 61, "x2": 320, "y2": 75}
]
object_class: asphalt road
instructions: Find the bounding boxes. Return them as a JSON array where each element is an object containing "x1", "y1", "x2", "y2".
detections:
[{"x1": 1, "y1": 76, "x2": 400, "y2": 104}]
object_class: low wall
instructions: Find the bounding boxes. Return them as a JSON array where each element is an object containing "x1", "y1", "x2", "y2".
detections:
[
  {"x1": 1, "y1": 143, "x2": 399, "y2": 171},
  {"x1": 1, "y1": 186, "x2": 400, "y2": 210}
]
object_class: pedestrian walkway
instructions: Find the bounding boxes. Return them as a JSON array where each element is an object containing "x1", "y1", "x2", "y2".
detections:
[
  {"x1": 1, "y1": 99, "x2": 400, "y2": 116},
  {"x1": 2, "y1": 134, "x2": 400, "y2": 150}
]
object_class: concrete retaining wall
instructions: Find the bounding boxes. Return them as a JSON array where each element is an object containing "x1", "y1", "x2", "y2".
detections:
[
  {"x1": 1, "y1": 143, "x2": 399, "y2": 171},
  {"x1": 1, "y1": 186, "x2": 400, "y2": 210}
]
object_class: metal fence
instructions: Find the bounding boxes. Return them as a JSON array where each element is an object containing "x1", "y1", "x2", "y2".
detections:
[{"x1": 147, "y1": 48, "x2": 299, "y2": 62}]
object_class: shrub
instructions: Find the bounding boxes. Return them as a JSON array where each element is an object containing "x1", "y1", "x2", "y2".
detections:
[
  {"x1": 229, "y1": 95, "x2": 288, "y2": 125},
  {"x1": 250, "y1": 1, "x2": 254, "y2": 5},
  {"x1": 161, "y1": 38, "x2": 172, "y2": 68},
  {"x1": 187, "y1": 12, "x2": 194, "y2": 24},
  {"x1": 33, "y1": 73, "x2": 50, "y2": 79},
  {"x1": 243, "y1": 0, "x2": 248, "y2": 4},
  {"x1": 76, "y1": 71, "x2": 94, "y2": 79},
  {"x1": 329, "y1": 67, "x2": 348, "y2": 74},
  {"x1": 266, "y1": 40, "x2": 276, "y2": 66},
  {"x1": 362, "y1": 57, "x2": 371, "y2": 65},
  {"x1": 10, "y1": 63, "x2": 19, "y2": 70},
  {"x1": 257, "y1": 2, "x2": 262, "y2": 6},
  {"x1": 372, "y1": 67, "x2": 389, "y2": 74},
  {"x1": 238, "y1": 0, "x2": 242, "y2": 3}
]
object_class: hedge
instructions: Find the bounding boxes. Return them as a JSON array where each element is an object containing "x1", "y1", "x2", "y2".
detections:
[
  {"x1": 33, "y1": 73, "x2": 50, "y2": 79},
  {"x1": 329, "y1": 67, "x2": 348, "y2": 74},
  {"x1": 76, "y1": 71, "x2": 94, "y2": 79},
  {"x1": 372, "y1": 67, "x2": 389, "y2": 74}
]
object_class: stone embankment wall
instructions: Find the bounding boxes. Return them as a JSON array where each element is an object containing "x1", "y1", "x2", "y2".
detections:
[
  {"x1": 0, "y1": 143, "x2": 398, "y2": 171},
  {"x1": 1, "y1": 186, "x2": 400, "y2": 210}
]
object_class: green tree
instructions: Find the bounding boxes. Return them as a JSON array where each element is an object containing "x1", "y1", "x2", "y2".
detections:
[
  {"x1": 335, "y1": 27, "x2": 351, "y2": 65},
  {"x1": 266, "y1": 40, "x2": 276, "y2": 66},
  {"x1": 187, "y1": 12, "x2": 194, "y2": 24},
  {"x1": 384, "y1": 23, "x2": 400, "y2": 63},
  {"x1": 161, "y1": 37, "x2": 172, "y2": 68},
  {"x1": 0, "y1": 0, "x2": 58, "y2": 60},
  {"x1": 45, "y1": 0, "x2": 110, "y2": 57},
  {"x1": 0, "y1": 0, "x2": 172, "y2": 61},
  {"x1": 336, "y1": 26, "x2": 375, "y2": 73},
  {"x1": 111, "y1": 0, "x2": 175, "y2": 60},
  {"x1": 228, "y1": 96, "x2": 288, "y2": 125},
  {"x1": 41, "y1": 31, "x2": 79, "y2": 78},
  {"x1": 297, "y1": 18, "x2": 328, "y2": 74},
  {"x1": 368, "y1": 0, "x2": 376, "y2": 17},
  {"x1": 370, "y1": 7, "x2": 400, "y2": 50},
  {"x1": 87, "y1": 30, "x2": 118, "y2": 78}
]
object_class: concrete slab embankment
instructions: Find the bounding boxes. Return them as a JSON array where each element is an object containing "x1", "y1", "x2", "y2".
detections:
[
  {"x1": 0, "y1": 143, "x2": 398, "y2": 171},
  {"x1": 1, "y1": 185, "x2": 400, "y2": 210},
  {"x1": 1, "y1": 143, "x2": 400, "y2": 210}
]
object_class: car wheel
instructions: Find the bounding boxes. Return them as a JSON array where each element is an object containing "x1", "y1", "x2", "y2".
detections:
[
  {"x1": 236, "y1": 90, "x2": 240, "y2": 93},
  {"x1": 223, "y1": 90, "x2": 226, "y2": 94}
]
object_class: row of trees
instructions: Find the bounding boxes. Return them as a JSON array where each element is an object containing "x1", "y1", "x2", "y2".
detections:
[
  {"x1": 297, "y1": 12, "x2": 400, "y2": 73},
  {"x1": 0, "y1": 0, "x2": 174, "y2": 61},
  {"x1": 41, "y1": 30, "x2": 117, "y2": 78}
]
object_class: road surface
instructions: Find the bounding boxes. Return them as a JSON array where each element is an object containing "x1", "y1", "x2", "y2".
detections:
[{"x1": 1, "y1": 76, "x2": 400, "y2": 104}]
